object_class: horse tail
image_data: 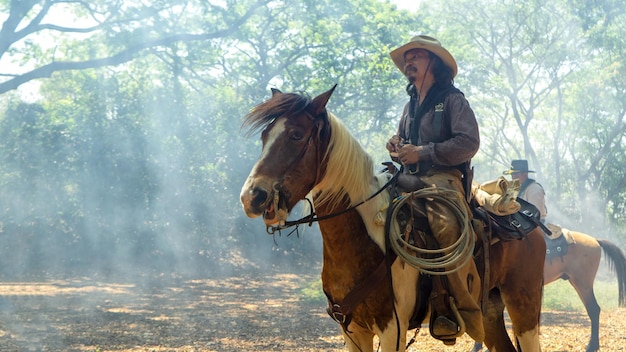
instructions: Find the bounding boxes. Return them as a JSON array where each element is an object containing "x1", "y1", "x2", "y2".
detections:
[{"x1": 597, "y1": 239, "x2": 626, "y2": 307}]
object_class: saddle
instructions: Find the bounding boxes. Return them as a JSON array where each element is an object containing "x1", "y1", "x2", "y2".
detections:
[
  {"x1": 384, "y1": 170, "x2": 471, "y2": 345},
  {"x1": 472, "y1": 197, "x2": 543, "y2": 242}
]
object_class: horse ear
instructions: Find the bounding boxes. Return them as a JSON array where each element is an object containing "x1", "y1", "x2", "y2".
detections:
[
  {"x1": 310, "y1": 84, "x2": 337, "y2": 116},
  {"x1": 271, "y1": 88, "x2": 282, "y2": 96}
]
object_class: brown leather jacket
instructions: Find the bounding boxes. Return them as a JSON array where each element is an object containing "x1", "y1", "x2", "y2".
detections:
[{"x1": 397, "y1": 91, "x2": 480, "y2": 168}]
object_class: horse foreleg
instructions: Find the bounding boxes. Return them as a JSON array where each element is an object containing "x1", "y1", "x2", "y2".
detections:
[
  {"x1": 501, "y1": 290, "x2": 542, "y2": 352},
  {"x1": 341, "y1": 319, "x2": 410, "y2": 352},
  {"x1": 482, "y1": 291, "x2": 516, "y2": 352},
  {"x1": 375, "y1": 316, "x2": 411, "y2": 352},
  {"x1": 341, "y1": 327, "x2": 409, "y2": 351},
  {"x1": 513, "y1": 325, "x2": 540, "y2": 352}
]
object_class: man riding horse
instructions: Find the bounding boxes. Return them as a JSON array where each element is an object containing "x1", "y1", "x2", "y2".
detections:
[
  {"x1": 503, "y1": 159, "x2": 547, "y2": 223},
  {"x1": 386, "y1": 35, "x2": 484, "y2": 344}
]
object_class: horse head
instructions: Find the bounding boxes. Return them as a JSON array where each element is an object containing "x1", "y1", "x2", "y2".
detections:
[{"x1": 240, "y1": 85, "x2": 336, "y2": 226}]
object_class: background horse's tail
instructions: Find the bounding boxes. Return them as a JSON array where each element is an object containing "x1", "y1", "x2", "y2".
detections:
[{"x1": 597, "y1": 239, "x2": 626, "y2": 307}]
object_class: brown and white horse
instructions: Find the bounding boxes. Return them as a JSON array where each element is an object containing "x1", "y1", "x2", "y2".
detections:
[
  {"x1": 240, "y1": 86, "x2": 545, "y2": 351},
  {"x1": 473, "y1": 230, "x2": 626, "y2": 352}
]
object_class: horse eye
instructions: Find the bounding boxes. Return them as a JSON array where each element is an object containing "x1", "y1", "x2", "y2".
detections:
[{"x1": 291, "y1": 133, "x2": 303, "y2": 141}]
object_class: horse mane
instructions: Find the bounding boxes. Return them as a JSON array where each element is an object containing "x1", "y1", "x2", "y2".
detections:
[
  {"x1": 313, "y1": 112, "x2": 374, "y2": 210},
  {"x1": 241, "y1": 91, "x2": 374, "y2": 211},
  {"x1": 241, "y1": 91, "x2": 310, "y2": 136}
]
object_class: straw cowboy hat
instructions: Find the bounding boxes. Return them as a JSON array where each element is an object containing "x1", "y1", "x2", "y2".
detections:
[
  {"x1": 503, "y1": 160, "x2": 536, "y2": 175},
  {"x1": 390, "y1": 35, "x2": 458, "y2": 78}
]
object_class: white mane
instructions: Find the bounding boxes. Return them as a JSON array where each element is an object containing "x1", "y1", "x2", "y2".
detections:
[{"x1": 312, "y1": 112, "x2": 376, "y2": 209}]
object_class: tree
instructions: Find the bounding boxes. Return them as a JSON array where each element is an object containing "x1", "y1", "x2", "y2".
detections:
[
  {"x1": 417, "y1": 0, "x2": 626, "y2": 234},
  {"x1": 564, "y1": 0, "x2": 626, "y2": 228},
  {"x1": 0, "y1": 0, "x2": 427, "y2": 275},
  {"x1": 0, "y1": 0, "x2": 267, "y2": 94},
  {"x1": 421, "y1": 0, "x2": 580, "y2": 174}
]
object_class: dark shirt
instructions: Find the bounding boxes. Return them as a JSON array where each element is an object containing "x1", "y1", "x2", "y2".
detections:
[{"x1": 397, "y1": 91, "x2": 480, "y2": 167}]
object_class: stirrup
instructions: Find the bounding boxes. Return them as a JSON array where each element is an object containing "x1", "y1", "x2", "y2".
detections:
[
  {"x1": 429, "y1": 297, "x2": 466, "y2": 344},
  {"x1": 431, "y1": 316, "x2": 459, "y2": 345}
]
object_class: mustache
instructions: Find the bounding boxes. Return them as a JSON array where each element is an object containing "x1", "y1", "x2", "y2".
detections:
[
  {"x1": 405, "y1": 64, "x2": 417, "y2": 83},
  {"x1": 404, "y1": 64, "x2": 418, "y2": 75},
  {"x1": 404, "y1": 64, "x2": 417, "y2": 74}
]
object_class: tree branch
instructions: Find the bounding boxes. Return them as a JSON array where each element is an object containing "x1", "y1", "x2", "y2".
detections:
[{"x1": 0, "y1": 0, "x2": 267, "y2": 94}]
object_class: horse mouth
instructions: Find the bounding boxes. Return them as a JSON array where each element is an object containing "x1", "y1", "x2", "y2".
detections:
[
  {"x1": 240, "y1": 179, "x2": 290, "y2": 226},
  {"x1": 262, "y1": 196, "x2": 289, "y2": 226},
  {"x1": 263, "y1": 202, "x2": 277, "y2": 223}
]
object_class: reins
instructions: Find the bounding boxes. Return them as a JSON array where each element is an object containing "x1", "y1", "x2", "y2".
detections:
[{"x1": 266, "y1": 169, "x2": 399, "y2": 234}]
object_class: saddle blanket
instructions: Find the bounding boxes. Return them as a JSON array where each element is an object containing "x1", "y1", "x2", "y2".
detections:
[{"x1": 545, "y1": 223, "x2": 575, "y2": 243}]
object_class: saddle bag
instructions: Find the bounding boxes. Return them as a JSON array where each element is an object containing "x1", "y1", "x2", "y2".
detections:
[
  {"x1": 486, "y1": 197, "x2": 541, "y2": 241},
  {"x1": 545, "y1": 234, "x2": 569, "y2": 260}
]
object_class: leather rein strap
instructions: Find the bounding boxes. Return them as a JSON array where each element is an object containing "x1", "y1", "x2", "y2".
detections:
[
  {"x1": 266, "y1": 169, "x2": 399, "y2": 234},
  {"x1": 324, "y1": 175, "x2": 400, "y2": 334},
  {"x1": 325, "y1": 250, "x2": 397, "y2": 331}
]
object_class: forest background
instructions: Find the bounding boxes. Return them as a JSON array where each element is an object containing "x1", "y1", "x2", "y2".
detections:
[{"x1": 0, "y1": 0, "x2": 624, "y2": 279}]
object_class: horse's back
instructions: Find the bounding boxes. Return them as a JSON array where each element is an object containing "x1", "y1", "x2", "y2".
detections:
[
  {"x1": 570, "y1": 230, "x2": 603, "y2": 248},
  {"x1": 544, "y1": 230, "x2": 602, "y2": 285}
]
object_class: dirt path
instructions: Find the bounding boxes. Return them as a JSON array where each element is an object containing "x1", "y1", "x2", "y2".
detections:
[{"x1": 0, "y1": 272, "x2": 623, "y2": 351}]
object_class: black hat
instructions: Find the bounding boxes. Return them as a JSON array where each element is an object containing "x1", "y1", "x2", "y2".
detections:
[{"x1": 503, "y1": 160, "x2": 535, "y2": 175}]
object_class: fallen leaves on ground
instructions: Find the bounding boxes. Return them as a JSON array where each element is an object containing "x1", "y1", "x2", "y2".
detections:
[{"x1": 0, "y1": 272, "x2": 623, "y2": 351}]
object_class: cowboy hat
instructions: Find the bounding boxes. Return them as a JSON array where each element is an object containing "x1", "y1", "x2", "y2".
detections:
[
  {"x1": 389, "y1": 35, "x2": 458, "y2": 78},
  {"x1": 503, "y1": 160, "x2": 536, "y2": 175}
]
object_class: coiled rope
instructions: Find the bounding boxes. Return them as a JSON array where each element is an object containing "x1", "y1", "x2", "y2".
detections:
[{"x1": 388, "y1": 188, "x2": 474, "y2": 275}]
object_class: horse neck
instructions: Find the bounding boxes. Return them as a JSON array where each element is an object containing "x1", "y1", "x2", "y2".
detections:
[
  {"x1": 312, "y1": 114, "x2": 390, "y2": 287},
  {"x1": 315, "y1": 200, "x2": 386, "y2": 296},
  {"x1": 313, "y1": 170, "x2": 390, "y2": 253}
]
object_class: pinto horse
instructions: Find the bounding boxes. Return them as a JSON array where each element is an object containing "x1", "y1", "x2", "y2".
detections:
[
  {"x1": 472, "y1": 230, "x2": 626, "y2": 352},
  {"x1": 240, "y1": 86, "x2": 545, "y2": 351}
]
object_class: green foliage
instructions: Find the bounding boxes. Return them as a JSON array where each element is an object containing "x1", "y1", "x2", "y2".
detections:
[
  {"x1": 299, "y1": 278, "x2": 326, "y2": 304},
  {"x1": 415, "y1": 0, "x2": 626, "y2": 239}
]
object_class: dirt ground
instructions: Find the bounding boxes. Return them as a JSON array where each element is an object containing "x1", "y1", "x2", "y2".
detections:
[{"x1": 0, "y1": 270, "x2": 624, "y2": 352}]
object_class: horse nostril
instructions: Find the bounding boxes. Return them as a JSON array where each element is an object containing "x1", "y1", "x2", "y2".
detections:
[{"x1": 251, "y1": 187, "x2": 268, "y2": 209}]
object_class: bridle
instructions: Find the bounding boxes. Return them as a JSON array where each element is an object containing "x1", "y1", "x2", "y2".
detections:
[
  {"x1": 265, "y1": 107, "x2": 399, "y2": 235},
  {"x1": 262, "y1": 107, "x2": 321, "y2": 232},
  {"x1": 267, "y1": 170, "x2": 398, "y2": 235}
]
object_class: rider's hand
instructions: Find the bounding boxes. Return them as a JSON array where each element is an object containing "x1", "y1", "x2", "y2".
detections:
[
  {"x1": 398, "y1": 144, "x2": 420, "y2": 165},
  {"x1": 386, "y1": 135, "x2": 402, "y2": 162}
]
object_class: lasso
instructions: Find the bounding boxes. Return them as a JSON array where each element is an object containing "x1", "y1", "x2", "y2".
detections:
[{"x1": 388, "y1": 188, "x2": 474, "y2": 275}]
